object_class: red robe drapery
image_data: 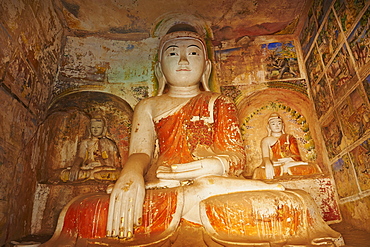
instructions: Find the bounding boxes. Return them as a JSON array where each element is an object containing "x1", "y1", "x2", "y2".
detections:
[{"x1": 146, "y1": 91, "x2": 245, "y2": 181}]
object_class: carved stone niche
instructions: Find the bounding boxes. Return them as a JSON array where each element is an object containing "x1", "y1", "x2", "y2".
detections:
[{"x1": 30, "y1": 91, "x2": 133, "y2": 235}]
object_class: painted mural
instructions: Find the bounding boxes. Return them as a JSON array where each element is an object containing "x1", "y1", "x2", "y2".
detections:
[
  {"x1": 350, "y1": 138, "x2": 370, "y2": 191},
  {"x1": 54, "y1": 36, "x2": 159, "y2": 108},
  {"x1": 347, "y1": 5, "x2": 370, "y2": 72},
  {"x1": 326, "y1": 44, "x2": 356, "y2": 98},
  {"x1": 321, "y1": 114, "x2": 344, "y2": 160},
  {"x1": 317, "y1": 10, "x2": 343, "y2": 66},
  {"x1": 332, "y1": 154, "x2": 358, "y2": 198},
  {"x1": 215, "y1": 46, "x2": 265, "y2": 86},
  {"x1": 338, "y1": 86, "x2": 370, "y2": 144},
  {"x1": 306, "y1": 45, "x2": 323, "y2": 84},
  {"x1": 311, "y1": 76, "x2": 333, "y2": 120},
  {"x1": 334, "y1": 0, "x2": 367, "y2": 34},
  {"x1": 263, "y1": 41, "x2": 300, "y2": 81},
  {"x1": 363, "y1": 74, "x2": 370, "y2": 102},
  {"x1": 300, "y1": 7, "x2": 318, "y2": 58},
  {"x1": 314, "y1": 0, "x2": 334, "y2": 26}
]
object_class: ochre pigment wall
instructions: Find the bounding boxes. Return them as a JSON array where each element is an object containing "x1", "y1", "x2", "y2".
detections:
[
  {"x1": 299, "y1": 0, "x2": 370, "y2": 232},
  {"x1": 0, "y1": 0, "x2": 63, "y2": 244}
]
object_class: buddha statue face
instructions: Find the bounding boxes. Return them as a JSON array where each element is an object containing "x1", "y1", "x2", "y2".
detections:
[
  {"x1": 268, "y1": 118, "x2": 283, "y2": 134},
  {"x1": 156, "y1": 30, "x2": 211, "y2": 95},
  {"x1": 90, "y1": 119, "x2": 105, "y2": 137},
  {"x1": 161, "y1": 38, "x2": 206, "y2": 88}
]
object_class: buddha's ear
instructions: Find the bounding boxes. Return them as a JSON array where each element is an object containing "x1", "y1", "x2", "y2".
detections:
[
  {"x1": 267, "y1": 124, "x2": 272, "y2": 136},
  {"x1": 201, "y1": 59, "x2": 212, "y2": 91},
  {"x1": 155, "y1": 62, "x2": 166, "y2": 96}
]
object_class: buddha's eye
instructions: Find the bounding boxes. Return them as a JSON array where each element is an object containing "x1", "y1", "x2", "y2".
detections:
[
  {"x1": 169, "y1": 52, "x2": 177, "y2": 56},
  {"x1": 189, "y1": 51, "x2": 198, "y2": 55}
]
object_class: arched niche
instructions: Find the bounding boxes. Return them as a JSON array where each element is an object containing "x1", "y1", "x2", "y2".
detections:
[
  {"x1": 32, "y1": 91, "x2": 133, "y2": 183},
  {"x1": 237, "y1": 88, "x2": 328, "y2": 177}
]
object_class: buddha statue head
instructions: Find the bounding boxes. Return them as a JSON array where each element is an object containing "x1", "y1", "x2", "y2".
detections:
[
  {"x1": 267, "y1": 112, "x2": 285, "y2": 136},
  {"x1": 89, "y1": 117, "x2": 107, "y2": 138},
  {"x1": 155, "y1": 24, "x2": 212, "y2": 95}
]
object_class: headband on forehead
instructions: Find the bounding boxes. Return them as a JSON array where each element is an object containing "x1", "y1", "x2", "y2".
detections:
[
  {"x1": 268, "y1": 113, "x2": 282, "y2": 122},
  {"x1": 158, "y1": 31, "x2": 208, "y2": 61}
]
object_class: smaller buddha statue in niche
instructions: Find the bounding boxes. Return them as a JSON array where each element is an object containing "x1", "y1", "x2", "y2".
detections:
[
  {"x1": 61, "y1": 116, "x2": 121, "y2": 182},
  {"x1": 253, "y1": 112, "x2": 321, "y2": 180}
]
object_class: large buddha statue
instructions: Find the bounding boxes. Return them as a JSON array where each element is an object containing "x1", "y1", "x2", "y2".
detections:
[
  {"x1": 41, "y1": 26, "x2": 343, "y2": 247},
  {"x1": 253, "y1": 112, "x2": 321, "y2": 180}
]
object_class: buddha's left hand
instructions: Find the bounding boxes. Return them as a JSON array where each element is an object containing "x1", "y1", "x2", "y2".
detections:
[{"x1": 156, "y1": 157, "x2": 224, "y2": 180}]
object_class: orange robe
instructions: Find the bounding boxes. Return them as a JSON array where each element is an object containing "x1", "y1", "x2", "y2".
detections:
[
  {"x1": 254, "y1": 134, "x2": 320, "y2": 179},
  {"x1": 145, "y1": 91, "x2": 245, "y2": 182},
  {"x1": 270, "y1": 134, "x2": 302, "y2": 162},
  {"x1": 45, "y1": 92, "x2": 246, "y2": 246}
]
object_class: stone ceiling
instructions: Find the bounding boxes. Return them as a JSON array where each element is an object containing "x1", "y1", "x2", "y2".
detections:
[{"x1": 55, "y1": 0, "x2": 309, "y2": 44}]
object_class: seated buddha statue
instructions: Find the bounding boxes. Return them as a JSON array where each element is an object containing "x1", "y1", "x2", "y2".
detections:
[
  {"x1": 60, "y1": 117, "x2": 121, "y2": 182},
  {"x1": 41, "y1": 26, "x2": 343, "y2": 247},
  {"x1": 253, "y1": 113, "x2": 321, "y2": 180}
]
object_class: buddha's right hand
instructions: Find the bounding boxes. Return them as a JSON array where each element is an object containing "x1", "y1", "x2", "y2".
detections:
[
  {"x1": 265, "y1": 162, "x2": 275, "y2": 180},
  {"x1": 68, "y1": 165, "x2": 80, "y2": 181},
  {"x1": 106, "y1": 170, "x2": 145, "y2": 239}
]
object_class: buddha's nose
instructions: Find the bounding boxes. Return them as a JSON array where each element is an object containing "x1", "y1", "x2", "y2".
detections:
[{"x1": 178, "y1": 53, "x2": 189, "y2": 65}]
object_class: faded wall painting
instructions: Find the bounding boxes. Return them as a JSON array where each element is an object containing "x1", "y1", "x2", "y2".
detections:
[
  {"x1": 363, "y1": 74, "x2": 370, "y2": 102},
  {"x1": 338, "y1": 86, "x2": 370, "y2": 144},
  {"x1": 311, "y1": 76, "x2": 333, "y2": 120},
  {"x1": 334, "y1": 0, "x2": 367, "y2": 34},
  {"x1": 54, "y1": 36, "x2": 158, "y2": 108},
  {"x1": 317, "y1": 10, "x2": 343, "y2": 66},
  {"x1": 321, "y1": 114, "x2": 344, "y2": 160},
  {"x1": 348, "y1": 6, "x2": 370, "y2": 72},
  {"x1": 314, "y1": 0, "x2": 333, "y2": 26},
  {"x1": 332, "y1": 154, "x2": 359, "y2": 198},
  {"x1": 306, "y1": 45, "x2": 323, "y2": 84},
  {"x1": 215, "y1": 46, "x2": 265, "y2": 86},
  {"x1": 326, "y1": 44, "x2": 356, "y2": 98},
  {"x1": 300, "y1": 7, "x2": 318, "y2": 58},
  {"x1": 263, "y1": 41, "x2": 300, "y2": 80},
  {"x1": 350, "y1": 138, "x2": 370, "y2": 191}
]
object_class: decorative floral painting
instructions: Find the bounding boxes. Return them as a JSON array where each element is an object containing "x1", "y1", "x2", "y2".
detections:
[
  {"x1": 311, "y1": 76, "x2": 333, "y2": 119},
  {"x1": 334, "y1": 0, "x2": 367, "y2": 34},
  {"x1": 350, "y1": 138, "x2": 370, "y2": 191},
  {"x1": 326, "y1": 44, "x2": 356, "y2": 97},
  {"x1": 317, "y1": 10, "x2": 343, "y2": 66},
  {"x1": 262, "y1": 41, "x2": 300, "y2": 81},
  {"x1": 332, "y1": 154, "x2": 359, "y2": 198},
  {"x1": 347, "y1": 6, "x2": 370, "y2": 71}
]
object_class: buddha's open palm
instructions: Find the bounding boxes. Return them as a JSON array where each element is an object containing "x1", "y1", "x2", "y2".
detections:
[{"x1": 107, "y1": 169, "x2": 145, "y2": 239}]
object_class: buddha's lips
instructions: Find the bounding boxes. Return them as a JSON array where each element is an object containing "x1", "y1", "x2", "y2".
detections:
[{"x1": 177, "y1": 69, "x2": 191, "y2": 71}]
